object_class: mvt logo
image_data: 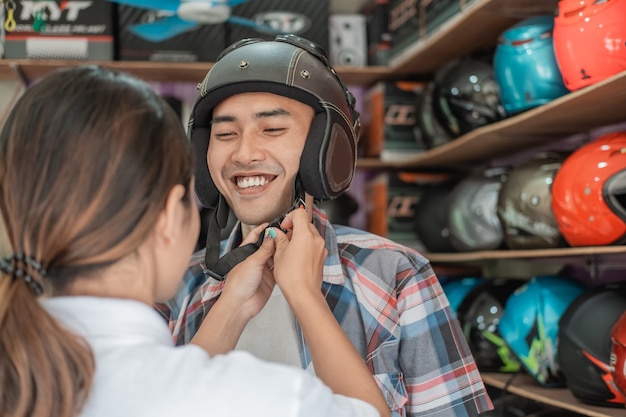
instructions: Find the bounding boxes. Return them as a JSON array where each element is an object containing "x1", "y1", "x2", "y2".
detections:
[{"x1": 19, "y1": 1, "x2": 93, "y2": 22}]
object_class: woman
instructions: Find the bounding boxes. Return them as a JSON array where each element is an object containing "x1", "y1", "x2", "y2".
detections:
[{"x1": 0, "y1": 66, "x2": 388, "y2": 417}]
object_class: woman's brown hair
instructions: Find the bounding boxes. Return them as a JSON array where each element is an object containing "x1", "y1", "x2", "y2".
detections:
[{"x1": 0, "y1": 66, "x2": 194, "y2": 417}]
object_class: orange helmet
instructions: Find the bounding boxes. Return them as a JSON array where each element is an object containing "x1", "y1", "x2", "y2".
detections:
[
  {"x1": 611, "y1": 310, "x2": 626, "y2": 400},
  {"x1": 551, "y1": 131, "x2": 626, "y2": 246},
  {"x1": 553, "y1": 0, "x2": 626, "y2": 91}
]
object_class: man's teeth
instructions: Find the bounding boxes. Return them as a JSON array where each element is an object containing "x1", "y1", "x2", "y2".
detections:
[{"x1": 237, "y1": 176, "x2": 269, "y2": 188}]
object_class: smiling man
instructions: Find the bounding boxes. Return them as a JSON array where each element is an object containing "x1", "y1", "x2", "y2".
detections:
[
  {"x1": 208, "y1": 92, "x2": 314, "y2": 232},
  {"x1": 158, "y1": 35, "x2": 493, "y2": 417}
]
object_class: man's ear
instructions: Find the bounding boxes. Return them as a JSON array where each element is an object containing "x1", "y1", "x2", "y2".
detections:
[{"x1": 155, "y1": 184, "x2": 187, "y2": 246}]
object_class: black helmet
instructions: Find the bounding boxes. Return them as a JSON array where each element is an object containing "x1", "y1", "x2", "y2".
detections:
[
  {"x1": 189, "y1": 34, "x2": 361, "y2": 209},
  {"x1": 497, "y1": 152, "x2": 567, "y2": 249},
  {"x1": 412, "y1": 180, "x2": 458, "y2": 253},
  {"x1": 433, "y1": 58, "x2": 506, "y2": 137},
  {"x1": 416, "y1": 81, "x2": 455, "y2": 149},
  {"x1": 457, "y1": 278, "x2": 526, "y2": 373},
  {"x1": 558, "y1": 284, "x2": 626, "y2": 407}
]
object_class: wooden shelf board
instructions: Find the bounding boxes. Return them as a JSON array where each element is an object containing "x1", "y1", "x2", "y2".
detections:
[
  {"x1": 337, "y1": 65, "x2": 391, "y2": 86},
  {"x1": 0, "y1": 59, "x2": 391, "y2": 86},
  {"x1": 424, "y1": 245, "x2": 626, "y2": 264},
  {"x1": 483, "y1": 373, "x2": 625, "y2": 417},
  {"x1": 387, "y1": 0, "x2": 558, "y2": 76},
  {"x1": 365, "y1": 70, "x2": 626, "y2": 169}
]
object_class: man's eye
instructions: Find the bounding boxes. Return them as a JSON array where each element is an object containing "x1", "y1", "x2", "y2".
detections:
[
  {"x1": 214, "y1": 131, "x2": 236, "y2": 139},
  {"x1": 265, "y1": 127, "x2": 286, "y2": 133}
]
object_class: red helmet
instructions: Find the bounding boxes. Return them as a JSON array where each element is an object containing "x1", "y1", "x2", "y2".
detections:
[
  {"x1": 551, "y1": 131, "x2": 626, "y2": 246},
  {"x1": 611, "y1": 310, "x2": 626, "y2": 400},
  {"x1": 553, "y1": 0, "x2": 626, "y2": 91}
]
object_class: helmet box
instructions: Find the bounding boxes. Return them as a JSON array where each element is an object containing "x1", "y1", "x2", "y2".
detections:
[
  {"x1": 366, "y1": 171, "x2": 442, "y2": 245},
  {"x1": 4, "y1": 1, "x2": 115, "y2": 60},
  {"x1": 116, "y1": 4, "x2": 226, "y2": 62},
  {"x1": 225, "y1": 0, "x2": 330, "y2": 53},
  {"x1": 362, "y1": 81, "x2": 428, "y2": 160}
]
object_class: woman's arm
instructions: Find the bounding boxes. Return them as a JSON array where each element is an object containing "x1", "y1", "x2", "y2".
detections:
[
  {"x1": 190, "y1": 223, "x2": 275, "y2": 355},
  {"x1": 272, "y1": 208, "x2": 391, "y2": 417}
]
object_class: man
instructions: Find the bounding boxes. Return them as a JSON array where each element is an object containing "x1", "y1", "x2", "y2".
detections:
[{"x1": 158, "y1": 34, "x2": 493, "y2": 417}]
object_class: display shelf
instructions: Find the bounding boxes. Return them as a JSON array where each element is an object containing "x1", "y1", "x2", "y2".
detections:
[
  {"x1": 424, "y1": 245, "x2": 626, "y2": 264},
  {"x1": 0, "y1": 59, "x2": 391, "y2": 86},
  {"x1": 387, "y1": 0, "x2": 558, "y2": 76},
  {"x1": 482, "y1": 373, "x2": 625, "y2": 417},
  {"x1": 357, "y1": 70, "x2": 626, "y2": 170}
]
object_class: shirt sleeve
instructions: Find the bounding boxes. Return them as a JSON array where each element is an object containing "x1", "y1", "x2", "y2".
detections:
[
  {"x1": 394, "y1": 253, "x2": 493, "y2": 417},
  {"x1": 185, "y1": 348, "x2": 381, "y2": 417}
]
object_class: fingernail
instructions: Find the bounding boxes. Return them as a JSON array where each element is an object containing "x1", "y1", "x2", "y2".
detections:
[{"x1": 264, "y1": 228, "x2": 277, "y2": 239}]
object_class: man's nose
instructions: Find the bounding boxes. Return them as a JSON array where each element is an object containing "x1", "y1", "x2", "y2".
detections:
[{"x1": 232, "y1": 129, "x2": 265, "y2": 164}]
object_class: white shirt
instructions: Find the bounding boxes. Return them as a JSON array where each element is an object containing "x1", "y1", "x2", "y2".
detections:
[{"x1": 42, "y1": 296, "x2": 378, "y2": 417}]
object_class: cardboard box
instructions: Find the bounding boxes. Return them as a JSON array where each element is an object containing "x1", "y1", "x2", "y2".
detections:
[
  {"x1": 420, "y1": 0, "x2": 476, "y2": 37},
  {"x1": 4, "y1": 1, "x2": 115, "y2": 60},
  {"x1": 117, "y1": 5, "x2": 226, "y2": 62},
  {"x1": 365, "y1": 171, "x2": 428, "y2": 246},
  {"x1": 387, "y1": 0, "x2": 420, "y2": 60},
  {"x1": 226, "y1": 0, "x2": 329, "y2": 53},
  {"x1": 361, "y1": 0, "x2": 391, "y2": 65},
  {"x1": 387, "y1": 0, "x2": 476, "y2": 60},
  {"x1": 361, "y1": 80, "x2": 427, "y2": 160}
]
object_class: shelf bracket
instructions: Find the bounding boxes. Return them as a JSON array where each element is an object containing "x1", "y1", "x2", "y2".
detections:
[{"x1": 8, "y1": 62, "x2": 27, "y2": 87}]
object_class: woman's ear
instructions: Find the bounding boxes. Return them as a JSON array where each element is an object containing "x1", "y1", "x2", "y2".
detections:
[{"x1": 155, "y1": 184, "x2": 188, "y2": 247}]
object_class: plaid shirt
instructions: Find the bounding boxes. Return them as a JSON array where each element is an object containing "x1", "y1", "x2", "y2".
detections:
[{"x1": 157, "y1": 208, "x2": 493, "y2": 417}]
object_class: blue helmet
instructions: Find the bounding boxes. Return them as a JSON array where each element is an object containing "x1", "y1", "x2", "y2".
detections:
[
  {"x1": 499, "y1": 275, "x2": 585, "y2": 387},
  {"x1": 494, "y1": 15, "x2": 569, "y2": 115}
]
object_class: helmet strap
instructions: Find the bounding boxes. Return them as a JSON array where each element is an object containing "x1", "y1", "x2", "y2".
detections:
[{"x1": 203, "y1": 179, "x2": 308, "y2": 281}]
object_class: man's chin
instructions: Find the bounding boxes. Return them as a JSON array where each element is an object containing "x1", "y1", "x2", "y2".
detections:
[{"x1": 236, "y1": 209, "x2": 286, "y2": 229}]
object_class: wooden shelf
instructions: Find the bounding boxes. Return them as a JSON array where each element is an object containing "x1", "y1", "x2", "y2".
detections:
[
  {"x1": 0, "y1": 59, "x2": 391, "y2": 85},
  {"x1": 424, "y1": 245, "x2": 626, "y2": 264},
  {"x1": 483, "y1": 373, "x2": 625, "y2": 417},
  {"x1": 0, "y1": 0, "x2": 559, "y2": 87},
  {"x1": 358, "y1": 69, "x2": 626, "y2": 170},
  {"x1": 387, "y1": 0, "x2": 558, "y2": 76}
]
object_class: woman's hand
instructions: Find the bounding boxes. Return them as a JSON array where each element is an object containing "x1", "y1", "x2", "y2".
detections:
[
  {"x1": 191, "y1": 223, "x2": 276, "y2": 355},
  {"x1": 271, "y1": 208, "x2": 327, "y2": 303},
  {"x1": 220, "y1": 223, "x2": 276, "y2": 321}
]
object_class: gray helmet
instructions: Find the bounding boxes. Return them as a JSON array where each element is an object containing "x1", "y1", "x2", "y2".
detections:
[
  {"x1": 448, "y1": 167, "x2": 507, "y2": 251},
  {"x1": 497, "y1": 152, "x2": 566, "y2": 249},
  {"x1": 189, "y1": 34, "x2": 361, "y2": 209}
]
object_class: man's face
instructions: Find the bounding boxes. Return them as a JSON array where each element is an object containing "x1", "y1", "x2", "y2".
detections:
[{"x1": 207, "y1": 92, "x2": 314, "y2": 227}]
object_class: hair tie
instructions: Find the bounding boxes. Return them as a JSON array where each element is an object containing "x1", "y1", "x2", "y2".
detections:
[{"x1": 0, "y1": 253, "x2": 45, "y2": 296}]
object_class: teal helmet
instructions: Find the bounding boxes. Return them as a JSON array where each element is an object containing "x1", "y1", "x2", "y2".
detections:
[
  {"x1": 494, "y1": 15, "x2": 569, "y2": 115},
  {"x1": 499, "y1": 275, "x2": 586, "y2": 386}
]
